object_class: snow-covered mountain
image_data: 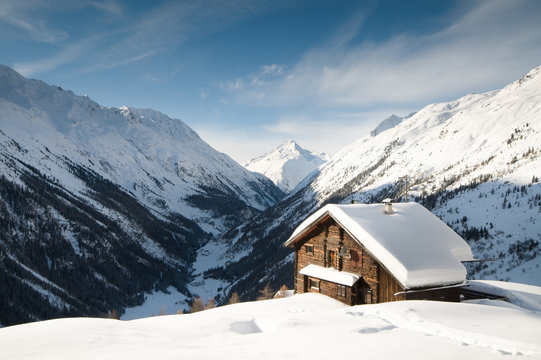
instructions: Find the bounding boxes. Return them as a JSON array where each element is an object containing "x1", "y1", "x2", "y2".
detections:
[
  {"x1": 0, "y1": 64, "x2": 283, "y2": 235},
  {"x1": 200, "y1": 65, "x2": 541, "y2": 304},
  {"x1": 0, "y1": 65, "x2": 283, "y2": 325},
  {"x1": 243, "y1": 140, "x2": 328, "y2": 193}
]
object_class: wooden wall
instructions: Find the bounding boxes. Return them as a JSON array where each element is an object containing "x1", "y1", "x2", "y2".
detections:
[{"x1": 293, "y1": 216, "x2": 385, "y2": 305}]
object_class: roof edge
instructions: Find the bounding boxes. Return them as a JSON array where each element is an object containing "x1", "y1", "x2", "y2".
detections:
[{"x1": 283, "y1": 209, "x2": 332, "y2": 247}]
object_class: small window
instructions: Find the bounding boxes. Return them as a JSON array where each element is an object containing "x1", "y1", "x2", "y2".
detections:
[
  {"x1": 337, "y1": 284, "x2": 346, "y2": 297},
  {"x1": 309, "y1": 279, "x2": 320, "y2": 291},
  {"x1": 305, "y1": 245, "x2": 313, "y2": 254},
  {"x1": 350, "y1": 249, "x2": 361, "y2": 267}
]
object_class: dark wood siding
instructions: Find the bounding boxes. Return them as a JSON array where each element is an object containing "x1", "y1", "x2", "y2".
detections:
[{"x1": 378, "y1": 266, "x2": 405, "y2": 302}]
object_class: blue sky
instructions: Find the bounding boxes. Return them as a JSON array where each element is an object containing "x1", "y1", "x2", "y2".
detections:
[{"x1": 1, "y1": 0, "x2": 541, "y2": 162}]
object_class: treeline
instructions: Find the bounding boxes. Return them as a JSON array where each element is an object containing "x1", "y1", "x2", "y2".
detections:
[{"x1": 0, "y1": 160, "x2": 208, "y2": 326}]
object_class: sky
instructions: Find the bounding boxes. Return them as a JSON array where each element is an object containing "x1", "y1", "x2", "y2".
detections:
[{"x1": 1, "y1": 0, "x2": 541, "y2": 163}]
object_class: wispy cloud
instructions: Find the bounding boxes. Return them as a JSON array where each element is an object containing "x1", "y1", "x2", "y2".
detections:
[
  {"x1": 200, "y1": 90, "x2": 209, "y2": 100},
  {"x1": 5, "y1": 0, "x2": 284, "y2": 76},
  {"x1": 13, "y1": 39, "x2": 94, "y2": 76},
  {"x1": 227, "y1": 0, "x2": 541, "y2": 108},
  {"x1": 143, "y1": 67, "x2": 182, "y2": 84},
  {"x1": 88, "y1": 0, "x2": 124, "y2": 16},
  {"x1": 0, "y1": 0, "x2": 69, "y2": 42}
]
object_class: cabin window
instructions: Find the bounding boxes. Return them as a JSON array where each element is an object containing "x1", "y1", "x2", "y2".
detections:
[
  {"x1": 305, "y1": 245, "x2": 313, "y2": 254},
  {"x1": 337, "y1": 284, "x2": 346, "y2": 297},
  {"x1": 350, "y1": 249, "x2": 361, "y2": 267},
  {"x1": 309, "y1": 278, "x2": 320, "y2": 291}
]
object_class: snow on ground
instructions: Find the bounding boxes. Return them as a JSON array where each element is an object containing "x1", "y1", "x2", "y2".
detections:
[
  {"x1": 1, "y1": 281, "x2": 540, "y2": 359},
  {"x1": 121, "y1": 286, "x2": 188, "y2": 319},
  {"x1": 467, "y1": 280, "x2": 541, "y2": 312}
]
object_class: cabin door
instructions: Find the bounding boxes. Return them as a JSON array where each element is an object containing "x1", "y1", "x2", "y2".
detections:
[{"x1": 353, "y1": 280, "x2": 372, "y2": 305}]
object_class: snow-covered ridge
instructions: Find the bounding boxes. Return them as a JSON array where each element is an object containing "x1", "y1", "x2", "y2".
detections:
[
  {"x1": 370, "y1": 112, "x2": 415, "y2": 137},
  {"x1": 0, "y1": 64, "x2": 283, "y2": 234},
  {"x1": 244, "y1": 139, "x2": 328, "y2": 193},
  {"x1": 314, "y1": 64, "x2": 541, "y2": 202}
]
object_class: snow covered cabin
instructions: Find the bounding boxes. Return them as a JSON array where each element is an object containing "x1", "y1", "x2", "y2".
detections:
[{"x1": 284, "y1": 202, "x2": 475, "y2": 305}]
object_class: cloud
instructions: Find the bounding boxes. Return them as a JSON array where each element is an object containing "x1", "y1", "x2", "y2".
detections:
[
  {"x1": 6, "y1": 0, "x2": 285, "y2": 76},
  {"x1": 143, "y1": 67, "x2": 182, "y2": 84},
  {"x1": 226, "y1": 0, "x2": 541, "y2": 108},
  {"x1": 0, "y1": 0, "x2": 69, "y2": 42},
  {"x1": 88, "y1": 0, "x2": 123, "y2": 16},
  {"x1": 13, "y1": 39, "x2": 93, "y2": 76},
  {"x1": 200, "y1": 90, "x2": 209, "y2": 100},
  {"x1": 224, "y1": 63, "x2": 286, "y2": 101}
]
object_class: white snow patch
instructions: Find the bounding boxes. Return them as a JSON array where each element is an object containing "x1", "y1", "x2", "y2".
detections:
[
  {"x1": 122, "y1": 286, "x2": 188, "y2": 319},
  {"x1": 1, "y1": 282, "x2": 540, "y2": 359}
]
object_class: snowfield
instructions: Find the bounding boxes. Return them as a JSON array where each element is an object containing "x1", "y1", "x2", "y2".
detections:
[{"x1": 1, "y1": 282, "x2": 540, "y2": 359}]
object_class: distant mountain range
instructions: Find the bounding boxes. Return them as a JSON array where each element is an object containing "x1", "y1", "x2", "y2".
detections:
[
  {"x1": 243, "y1": 140, "x2": 328, "y2": 193},
  {"x1": 200, "y1": 64, "x2": 541, "y2": 304},
  {"x1": 1, "y1": 63, "x2": 540, "y2": 326}
]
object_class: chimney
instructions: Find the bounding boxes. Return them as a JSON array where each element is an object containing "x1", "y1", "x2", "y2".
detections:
[{"x1": 382, "y1": 198, "x2": 393, "y2": 214}]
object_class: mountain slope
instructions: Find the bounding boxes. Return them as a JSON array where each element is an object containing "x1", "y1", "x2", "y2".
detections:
[
  {"x1": 243, "y1": 140, "x2": 328, "y2": 193},
  {"x1": 0, "y1": 64, "x2": 283, "y2": 235},
  {"x1": 202, "y1": 65, "x2": 541, "y2": 303},
  {"x1": 0, "y1": 65, "x2": 284, "y2": 325}
]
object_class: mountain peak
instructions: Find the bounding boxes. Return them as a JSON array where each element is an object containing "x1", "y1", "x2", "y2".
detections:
[
  {"x1": 244, "y1": 141, "x2": 328, "y2": 193},
  {"x1": 370, "y1": 113, "x2": 415, "y2": 137}
]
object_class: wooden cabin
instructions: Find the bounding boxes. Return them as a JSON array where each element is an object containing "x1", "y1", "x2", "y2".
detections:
[{"x1": 284, "y1": 201, "x2": 474, "y2": 306}]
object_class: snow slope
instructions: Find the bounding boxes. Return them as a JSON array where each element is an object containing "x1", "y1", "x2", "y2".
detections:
[
  {"x1": 244, "y1": 140, "x2": 328, "y2": 193},
  {"x1": 369, "y1": 112, "x2": 415, "y2": 137},
  {"x1": 1, "y1": 282, "x2": 540, "y2": 359}
]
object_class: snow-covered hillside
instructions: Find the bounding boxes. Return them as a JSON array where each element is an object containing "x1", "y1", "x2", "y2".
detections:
[
  {"x1": 203, "y1": 65, "x2": 541, "y2": 304},
  {"x1": 0, "y1": 65, "x2": 283, "y2": 235},
  {"x1": 244, "y1": 140, "x2": 328, "y2": 193},
  {"x1": 0, "y1": 65, "x2": 283, "y2": 326},
  {"x1": 1, "y1": 282, "x2": 540, "y2": 359}
]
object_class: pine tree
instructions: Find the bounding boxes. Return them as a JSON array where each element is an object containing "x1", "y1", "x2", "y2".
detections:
[
  {"x1": 204, "y1": 298, "x2": 215, "y2": 310},
  {"x1": 257, "y1": 283, "x2": 274, "y2": 301},
  {"x1": 109, "y1": 309, "x2": 119, "y2": 319},
  {"x1": 190, "y1": 296, "x2": 204, "y2": 313},
  {"x1": 228, "y1": 292, "x2": 240, "y2": 304},
  {"x1": 274, "y1": 284, "x2": 289, "y2": 298}
]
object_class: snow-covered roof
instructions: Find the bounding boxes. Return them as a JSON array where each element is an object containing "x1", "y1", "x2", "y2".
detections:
[
  {"x1": 300, "y1": 264, "x2": 360, "y2": 287},
  {"x1": 285, "y1": 202, "x2": 475, "y2": 289}
]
